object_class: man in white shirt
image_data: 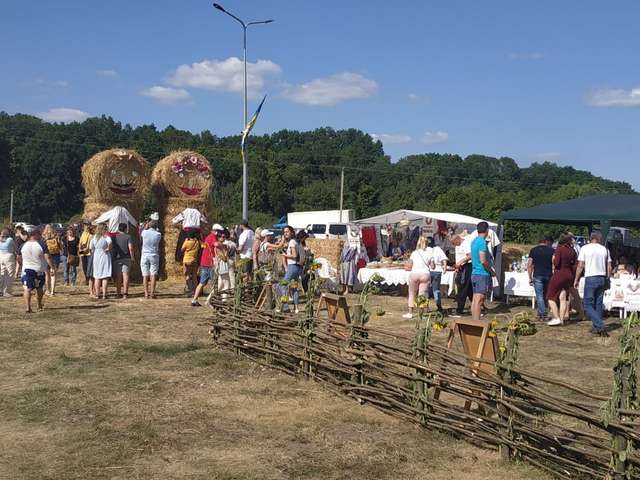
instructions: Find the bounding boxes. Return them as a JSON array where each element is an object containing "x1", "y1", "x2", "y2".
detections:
[
  {"x1": 451, "y1": 233, "x2": 472, "y2": 317},
  {"x1": 574, "y1": 231, "x2": 612, "y2": 337},
  {"x1": 171, "y1": 208, "x2": 207, "y2": 230},
  {"x1": 93, "y1": 206, "x2": 137, "y2": 233},
  {"x1": 20, "y1": 228, "x2": 54, "y2": 313},
  {"x1": 237, "y1": 220, "x2": 255, "y2": 275},
  {"x1": 426, "y1": 237, "x2": 449, "y2": 313}
]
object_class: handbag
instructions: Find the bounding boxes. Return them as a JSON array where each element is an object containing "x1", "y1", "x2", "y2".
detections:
[{"x1": 67, "y1": 254, "x2": 79, "y2": 267}]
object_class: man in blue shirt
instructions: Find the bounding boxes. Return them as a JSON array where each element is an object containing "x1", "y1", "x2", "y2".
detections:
[{"x1": 470, "y1": 222, "x2": 496, "y2": 321}]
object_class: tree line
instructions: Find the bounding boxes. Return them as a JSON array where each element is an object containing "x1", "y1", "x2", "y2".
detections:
[{"x1": 0, "y1": 112, "x2": 635, "y2": 243}]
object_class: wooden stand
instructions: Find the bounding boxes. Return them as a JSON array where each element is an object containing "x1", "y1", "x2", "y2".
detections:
[
  {"x1": 434, "y1": 318, "x2": 498, "y2": 410},
  {"x1": 255, "y1": 283, "x2": 274, "y2": 311},
  {"x1": 316, "y1": 293, "x2": 351, "y2": 324}
]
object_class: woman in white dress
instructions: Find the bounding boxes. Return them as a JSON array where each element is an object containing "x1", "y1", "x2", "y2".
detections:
[{"x1": 90, "y1": 223, "x2": 112, "y2": 300}]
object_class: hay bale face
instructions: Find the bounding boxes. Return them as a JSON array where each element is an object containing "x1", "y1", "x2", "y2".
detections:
[
  {"x1": 82, "y1": 149, "x2": 150, "y2": 207},
  {"x1": 152, "y1": 151, "x2": 212, "y2": 280},
  {"x1": 152, "y1": 151, "x2": 212, "y2": 203}
]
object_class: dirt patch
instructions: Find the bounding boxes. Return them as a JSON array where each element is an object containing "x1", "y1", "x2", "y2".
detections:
[{"x1": 0, "y1": 279, "x2": 549, "y2": 480}]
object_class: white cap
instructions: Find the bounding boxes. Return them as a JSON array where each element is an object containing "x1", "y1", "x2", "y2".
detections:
[
  {"x1": 261, "y1": 229, "x2": 274, "y2": 238},
  {"x1": 149, "y1": 212, "x2": 159, "y2": 221},
  {"x1": 211, "y1": 223, "x2": 224, "y2": 231}
]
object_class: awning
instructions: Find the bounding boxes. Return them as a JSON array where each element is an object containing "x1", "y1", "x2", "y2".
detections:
[
  {"x1": 502, "y1": 193, "x2": 640, "y2": 239},
  {"x1": 355, "y1": 209, "x2": 498, "y2": 227}
]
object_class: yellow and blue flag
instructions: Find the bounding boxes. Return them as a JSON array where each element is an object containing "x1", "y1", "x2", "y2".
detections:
[{"x1": 241, "y1": 95, "x2": 266, "y2": 150}]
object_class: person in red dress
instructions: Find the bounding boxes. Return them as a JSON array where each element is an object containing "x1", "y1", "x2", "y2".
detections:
[{"x1": 546, "y1": 234, "x2": 577, "y2": 326}]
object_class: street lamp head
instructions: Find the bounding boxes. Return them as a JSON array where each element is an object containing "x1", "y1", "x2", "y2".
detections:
[{"x1": 212, "y1": 3, "x2": 225, "y2": 12}]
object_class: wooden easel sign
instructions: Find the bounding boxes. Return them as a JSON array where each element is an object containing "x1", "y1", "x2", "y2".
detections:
[
  {"x1": 447, "y1": 318, "x2": 498, "y2": 378},
  {"x1": 317, "y1": 293, "x2": 351, "y2": 324}
]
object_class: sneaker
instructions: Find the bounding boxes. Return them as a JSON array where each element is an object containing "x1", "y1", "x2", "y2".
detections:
[
  {"x1": 191, "y1": 301, "x2": 202, "y2": 307},
  {"x1": 402, "y1": 312, "x2": 413, "y2": 319},
  {"x1": 591, "y1": 329, "x2": 610, "y2": 338},
  {"x1": 547, "y1": 318, "x2": 563, "y2": 327},
  {"x1": 294, "y1": 307, "x2": 300, "y2": 314},
  {"x1": 450, "y1": 312, "x2": 463, "y2": 318}
]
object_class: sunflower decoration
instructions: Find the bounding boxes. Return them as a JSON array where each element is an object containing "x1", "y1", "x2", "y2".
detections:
[
  {"x1": 289, "y1": 280, "x2": 299, "y2": 290},
  {"x1": 507, "y1": 312, "x2": 538, "y2": 336},
  {"x1": 280, "y1": 295, "x2": 291, "y2": 305},
  {"x1": 415, "y1": 294, "x2": 429, "y2": 310},
  {"x1": 432, "y1": 314, "x2": 449, "y2": 332},
  {"x1": 488, "y1": 318, "x2": 500, "y2": 338},
  {"x1": 310, "y1": 261, "x2": 322, "y2": 272},
  {"x1": 375, "y1": 306, "x2": 386, "y2": 317}
]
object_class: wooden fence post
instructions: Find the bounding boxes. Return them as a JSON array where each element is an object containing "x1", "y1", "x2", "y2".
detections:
[
  {"x1": 412, "y1": 312, "x2": 433, "y2": 426},
  {"x1": 607, "y1": 313, "x2": 639, "y2": 480},
  {"x1": 497, "y1": 327, "x2": 519, "y2": 462},
  {"x1": 349, "y1": 304, "x2": 366, "y2": 395}
]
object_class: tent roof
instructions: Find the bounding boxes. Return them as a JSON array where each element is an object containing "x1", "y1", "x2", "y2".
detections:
[
  {"x1": 355, "y1": 209, "x2": 498, "y2": 227},
  {"x1": 502, "y1": 194, "x2": 640, "y2": 227}
]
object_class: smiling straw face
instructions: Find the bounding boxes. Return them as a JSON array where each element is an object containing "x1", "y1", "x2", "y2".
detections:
[
  {"x1": 82, "y1": 149, "x2": 150, "y2": 205},
  {"x1": 152, "y1": 151, "x2": 212, "y2": 203}
]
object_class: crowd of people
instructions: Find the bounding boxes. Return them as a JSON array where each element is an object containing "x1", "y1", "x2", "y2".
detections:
[
  {"x1": 527, "y1": 231, "x2": 614, "y2": 336},
  {"x1": 0, "y1": 217, "x2": 313, "y2": 315},
  {"x1": 0, "y1": 215, "x2": 629, "y2": 337}
]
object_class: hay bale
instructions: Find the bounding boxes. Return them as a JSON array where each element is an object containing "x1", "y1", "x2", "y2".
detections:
[
  {"x1": 81, "y1": 148, "x2": 150, "y2": 221},
  {"x1": 151, "y1": 150, "x2": 213, "y2": 280},
  {"x1": 306, "y1": 238, "x2": 344, "y2": 273}
]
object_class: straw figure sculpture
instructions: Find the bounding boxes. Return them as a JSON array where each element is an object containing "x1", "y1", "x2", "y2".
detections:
[
  {"x1": 81, "y1": 149, "x2": 150, "y2": 221},
  {"x1": 151, "y1": 150, "x2": 212, "y2": 280},
  {"x1": 81, "y1": 149, "x2": 150, "y2": 282}
]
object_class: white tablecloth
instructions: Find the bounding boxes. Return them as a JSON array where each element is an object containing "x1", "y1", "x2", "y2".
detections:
[
  {"x1": 504, "y1": 272, "x2": 534, "y2": 298},
  {"x1": 357, "y1": 268, "x2": 455, "y2": 296}
]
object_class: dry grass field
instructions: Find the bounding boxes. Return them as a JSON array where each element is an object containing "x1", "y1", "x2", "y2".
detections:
[{"x1": 1, "y1": 272, "x2": 623, "y2": 480}]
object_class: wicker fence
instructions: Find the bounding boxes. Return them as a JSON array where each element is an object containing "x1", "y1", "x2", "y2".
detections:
[{"x1": 209, "y1": 281, "x2": 640, "y2": 479}]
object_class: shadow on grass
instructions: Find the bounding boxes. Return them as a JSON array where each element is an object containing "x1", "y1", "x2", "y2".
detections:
[{"x1": 120, "y1": 339, "x2": 207, "y2": 358}]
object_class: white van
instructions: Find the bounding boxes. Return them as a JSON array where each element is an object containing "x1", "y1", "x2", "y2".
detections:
[{"x1": 307, "y1": 222, "x2": 349, "y2": 240}]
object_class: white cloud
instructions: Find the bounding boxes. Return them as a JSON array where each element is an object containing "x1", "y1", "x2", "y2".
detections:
[
  {"x1": 282, "y1": 72, "x2": 378, "y2": 106},
  {"x1": 36, "y1": 108, "x2": 90, "y2": 123},
  {"x1": 22, "y1": 78, "x2": 68, "y2": 89},
  {"x1": 167, "y1": 57, "x2": 281, "y2": 98},
  {"x1": 408, "y1": 93, "x2": 419, "y2": 101},
  {"x1": 97, "y1": 69, "x2": 118, "y2": 77},
  {"x1": 508, "y1": 52, "x2": 544, "y2": 60},
  {"x1": 141, "y1": 86, "x2": 192, "y2": 104},
  {"x1": 420, "y1": 131, "x2": 449, "y2": 145},
  {"x1": 371, "y1": 133, "x2": 412, "y2": 144},
  {"x1": 531, "y1": 152, "x2": 561, "y2": 162},
  {"x1": 587, "y1": 87, "x2": 640, "y2": 107}
]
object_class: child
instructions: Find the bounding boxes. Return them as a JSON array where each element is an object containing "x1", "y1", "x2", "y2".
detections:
[{"x1": 181, "y1": 231, "x2": 200, "y2": 295}]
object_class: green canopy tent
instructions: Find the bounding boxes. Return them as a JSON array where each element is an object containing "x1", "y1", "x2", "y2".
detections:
[{"x1": 501, "y1": 193, "x2": 640, "y2": 240}]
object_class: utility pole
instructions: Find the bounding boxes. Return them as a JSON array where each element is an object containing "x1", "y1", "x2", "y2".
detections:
[
  {"x1": 9, "y1": 189, "x2": 14, "y2": 225},
  {"x1": 339, "y1": 168, "x2": 345, "y2": 222}
]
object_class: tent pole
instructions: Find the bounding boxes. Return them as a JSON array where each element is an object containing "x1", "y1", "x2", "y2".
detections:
[{"x1": 600, "y1": 220, "x2": 611, "y2": 245}]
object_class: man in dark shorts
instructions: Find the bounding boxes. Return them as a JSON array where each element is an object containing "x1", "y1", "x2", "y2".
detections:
[
  {"x1": 112, "y1": 223, "x2": 134, "y2": 299},
  {"x1": 20, "y1": 228, "x2": 53, "y2": 313},
  {"x1": 527, "y1": 235, "x2": 554, "y2": 321},
  {"x1": 470, "y1": 222, "x2": 496, "y2": 321}
]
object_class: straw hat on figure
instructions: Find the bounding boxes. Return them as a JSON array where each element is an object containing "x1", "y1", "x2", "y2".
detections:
[{"x1": 151, "y1": 150, "x2": 212, "y2": 280}]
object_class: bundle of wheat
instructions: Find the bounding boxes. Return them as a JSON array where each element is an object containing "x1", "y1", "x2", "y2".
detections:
[{"x1": 151, "y1": 150, "x2": 213, "y2": 280}]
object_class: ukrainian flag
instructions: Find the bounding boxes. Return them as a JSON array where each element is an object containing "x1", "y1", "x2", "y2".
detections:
[{"x1": 241, "y1": 95, "x2": 266, "y2": 150}]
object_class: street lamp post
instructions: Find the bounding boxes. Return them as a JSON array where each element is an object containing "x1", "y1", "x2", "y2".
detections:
[{"x1": 212, "y1": 3, "x2": 273, "y2": 222}]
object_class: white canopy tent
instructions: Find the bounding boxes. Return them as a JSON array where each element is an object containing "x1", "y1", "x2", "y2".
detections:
[
  {"x1": 354, "y1": 209, "x2": 505, "y2": 296},
  {"x1": 355, "y1": 209, "x2": 498, "y2": 228}
]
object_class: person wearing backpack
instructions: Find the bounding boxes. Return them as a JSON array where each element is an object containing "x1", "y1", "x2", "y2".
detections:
[
  {"x1": 277, "y1": 226, "x2": 305, "y2": 314},
  {"x1": 42, "y1": 224, "x2": 63, "y2": 296}
]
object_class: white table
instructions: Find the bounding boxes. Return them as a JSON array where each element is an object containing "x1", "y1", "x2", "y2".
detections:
[
  {"x1": 504, "y1": 271, "x2": 536, "y2": 308},
  {"x1": 357, "y1": 267, "x2": 455, "y2": 296}
]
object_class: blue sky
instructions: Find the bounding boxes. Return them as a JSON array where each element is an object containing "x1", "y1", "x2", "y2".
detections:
[{"x1": 2, "y1": 0, "x2": 639, "y2": 188}]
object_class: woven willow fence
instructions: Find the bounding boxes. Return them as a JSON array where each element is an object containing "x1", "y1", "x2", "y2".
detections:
[{"x1": 209, "y1": 279, "x2": 640, "y2": 480}]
